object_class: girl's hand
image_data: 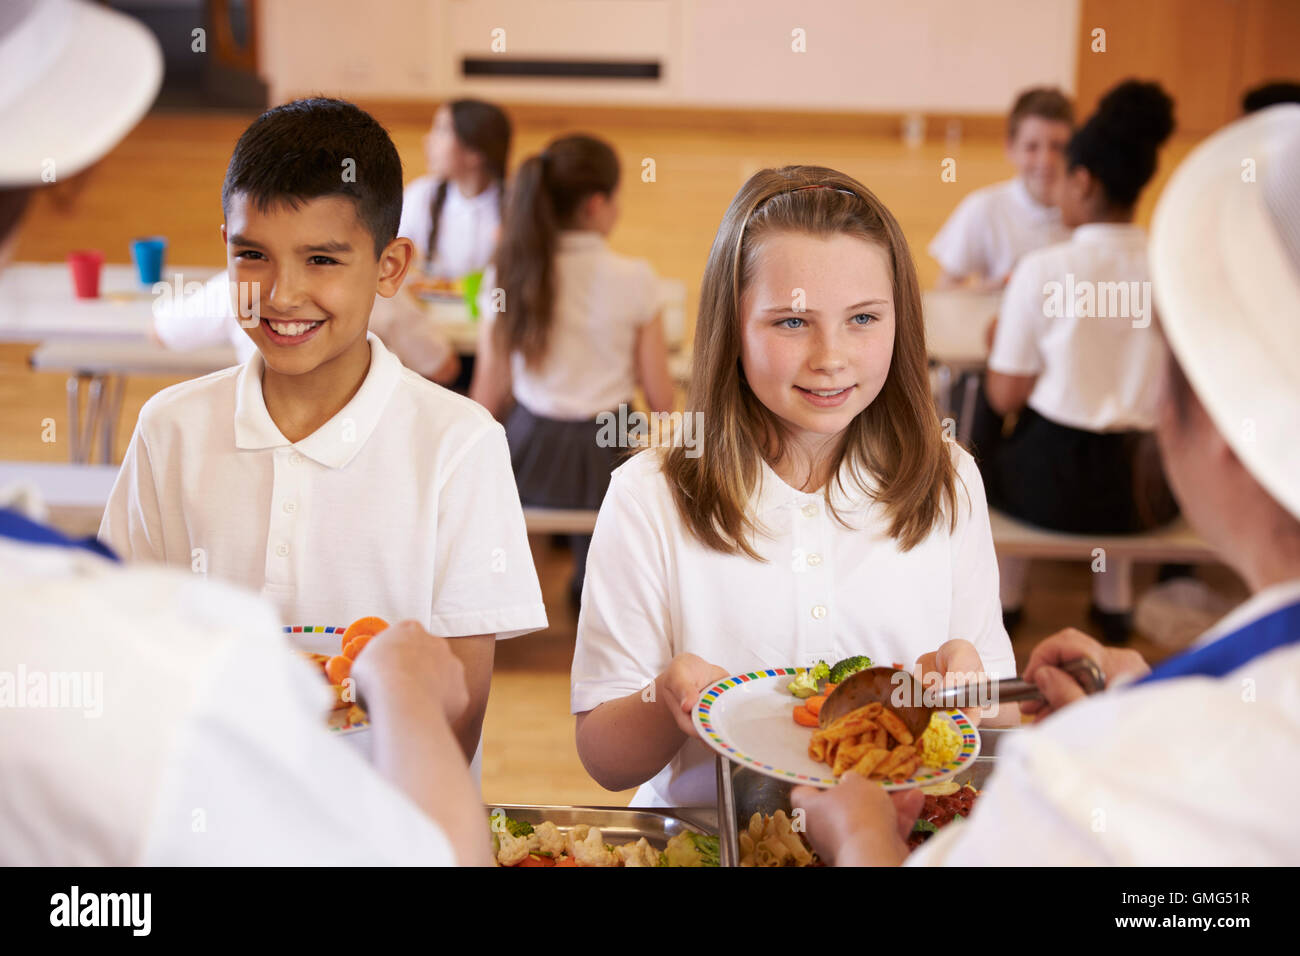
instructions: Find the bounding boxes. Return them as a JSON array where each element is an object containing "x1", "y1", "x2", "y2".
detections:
[
  {"x1": 657, "y1": 653, "x2": 729, "y2": 738},
  {"x1": 790, "y1": 774, "x2": 923, "y2": 867},
  {"x1": 914, "y1": 639, "x2": 986, "y2": 726}
]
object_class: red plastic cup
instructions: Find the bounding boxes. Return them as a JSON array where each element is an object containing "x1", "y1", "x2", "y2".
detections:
[{"x1": 67, "y1": 250, "x2": 105, "y2": 299}]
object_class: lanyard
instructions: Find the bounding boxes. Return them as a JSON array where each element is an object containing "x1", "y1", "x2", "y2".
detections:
[
  {"x1": 0, "y1": 508, "x2": 119, "y2": 562},
  {"x1": 1135, "y1": 598, "x2": 1300, "y2": 685}
]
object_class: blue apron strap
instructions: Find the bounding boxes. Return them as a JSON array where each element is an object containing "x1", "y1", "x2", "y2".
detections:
[
  {"x1": 0, "y1": 508, "x2": 119, "y2": 562},
  {"x1": 1135, "y1": 599, "x2": 1300, "y2": 685}
]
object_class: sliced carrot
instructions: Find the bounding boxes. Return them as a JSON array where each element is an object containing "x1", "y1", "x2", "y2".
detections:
[
  {"x1": 340, "y1": 616, "x2": 389, "y2": 653},
  {"x1": 518, "y1": 855, "x2": 553, "y2": 867},
  {"x1": 823, "y1": 683, "x2": 838, "y2": 694},
  {"x1": 325, "y1": 654, "x2": 353, "y2": 685},
  {"x1": 792, "y1": 704, "x2": 819, "y2": 727},
  {"x1": 342, "y1": 634, "x2": 373, "y2": 661},
  {"x1": 553, "y1": 856, "x2": 578, "y2": 867},
  {"x1": 805, "y1": 695, "x2": 827, "y2": 717}
]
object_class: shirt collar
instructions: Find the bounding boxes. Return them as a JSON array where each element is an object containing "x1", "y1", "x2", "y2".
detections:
[
  {"x1": 233, "y1": 332, "x2": 402, "y2": 469},
  {"x1": 754, "y1": 456, "x2": 876, "y2": 518},
  {"x1": 556, "y1": 230, "x2": 606, "y2": 253},
  {"x1": 447, "y1": 179, "x2": 500, "y2": 207},
  {"x1": 1072, "y1": 222, "x2": 1147, "y2": 246},
  {"x1": 1189, "y1": 578, "x2": 1300, "y2": 650}
]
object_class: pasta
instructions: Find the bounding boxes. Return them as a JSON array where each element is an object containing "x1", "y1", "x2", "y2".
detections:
[{"x1": 738, "y1": 811, "x2": 816, "y2": 867}]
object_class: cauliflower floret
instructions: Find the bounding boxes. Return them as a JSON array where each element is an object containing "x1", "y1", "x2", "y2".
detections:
[
  {"x1": 615, "y1": 837, "x2": 660, "y2": 868},
  {"x1": 568, "y1": 825, "x2": 618, "y2": 867},
  {"x1": 495, "y1": 830, "x2": 531, "y2": 867},
  {"x1": 533, "y1": 821, "x2": 566, "y2": 859}
]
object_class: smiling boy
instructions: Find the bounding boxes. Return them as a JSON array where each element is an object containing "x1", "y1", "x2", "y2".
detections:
[{"x1": 100, "y1": 99, "x2": 547, "y2": 762}]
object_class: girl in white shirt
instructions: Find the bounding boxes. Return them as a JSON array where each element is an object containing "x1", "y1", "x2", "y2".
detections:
[
  {"x1": 471, "y1": 134, "x2": 675, "y2": 603},
  {"x1": 571, "y1": 166, "x2": 1017, "y2": 808},
  {"x1": 397, "y1": 99, "x2": 511, "y2": 278},
  {"x1": 974, "y1": 81, "x2": 1180, "y2": 642}
]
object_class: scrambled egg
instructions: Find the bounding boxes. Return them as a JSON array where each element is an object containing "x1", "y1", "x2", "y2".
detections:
[{"x1": 918, "y1": 712, "x2": 962, "y2": 767}]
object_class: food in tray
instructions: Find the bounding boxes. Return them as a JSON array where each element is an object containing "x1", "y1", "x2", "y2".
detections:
[
  {"x1": 738, "y1": 811, "x2": 821, "y2": 867},
  {"x1": 295, "y1": 616, "x2": 389, "y2": 729},
  {"x1": 908, "y1": 782, "x2": 980, "y2": 850},
  {"x1": 405, "y1": 275, "x2": 463, "y2": 299},
  {"x1": 489, "y1": 812, "x2": 719, "y2": 868}
]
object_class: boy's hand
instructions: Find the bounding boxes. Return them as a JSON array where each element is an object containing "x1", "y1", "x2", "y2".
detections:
[
  {"x1": 791, "y1": 774, "x2": 923, "y2": 867},
  {"x1": 658, "y1": 653, "x2": 729, "y2": 738},
  {"x1": 1021, "y1": 627, "x2": 1150, "y2": 720},
  {"x1": 350, "y1": 619, "x2": 469, "y2": 725}
]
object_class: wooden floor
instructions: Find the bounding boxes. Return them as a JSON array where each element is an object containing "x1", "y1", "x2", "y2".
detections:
[{"x1": 4, "y1": 105, "x2": 1242, "y2": 806}]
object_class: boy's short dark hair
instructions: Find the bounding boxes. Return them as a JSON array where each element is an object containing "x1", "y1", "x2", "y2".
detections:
[
  {"x1": 1242, "y1": 81, "x2": 1300, "y2": 114},
  {"x1": 221, "y1": 97, "x2": 403, "y2": 258},
  {"x1": 1007, "y1": 87, "x2": 1074, "y2": 140}
]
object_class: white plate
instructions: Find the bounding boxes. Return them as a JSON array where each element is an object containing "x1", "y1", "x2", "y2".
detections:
[{"x1": 692, "y1": 667, "x2": 979, "y2": 789}]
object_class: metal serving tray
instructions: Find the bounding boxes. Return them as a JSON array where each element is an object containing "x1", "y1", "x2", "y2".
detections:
[
  {"x1": 486, "y1": 804, "x2": 717, "y2": 853},
  {"x1": 716, "y1": 727, "x2": 1019, "y2": 866}
]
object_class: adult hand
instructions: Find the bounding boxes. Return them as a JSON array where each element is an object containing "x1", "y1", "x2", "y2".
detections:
[
  {"x1": 1021, "y1": 627, "x2": 1150, "y2": 720},
  {"x1": 350, "y1": 619, "x2": 470, "y2": 726},
  {"x1": 790, "y1": 774, "x2": 924, "y2": 867},
  {"x1": 658, "y1": 653, "x2": 729, "y2": 738}
]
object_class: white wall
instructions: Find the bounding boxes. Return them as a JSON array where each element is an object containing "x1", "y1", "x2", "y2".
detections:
[{"x1": 260, "y1": 0, "x2": 1079, "y2": 113}]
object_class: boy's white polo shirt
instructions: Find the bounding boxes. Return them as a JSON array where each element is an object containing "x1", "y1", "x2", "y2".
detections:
[
  {"x1": 929, "y1": 178, "x2": 1070, "y2": 284},
  {"x1": 989, "y1": 223, "x2": 1167, "y2": 432},
  {"x1": 571, "y1": 443, "x2": 1015, "y2": 808},
  {"x1": 100, "y1": 333, "x2": 547, "y2": 639}
]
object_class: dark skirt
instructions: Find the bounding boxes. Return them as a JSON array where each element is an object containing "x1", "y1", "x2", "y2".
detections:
[
  {"x1": 968, "y1": 385, "x2": 1178, "y2": 535},
  {"x1": 504, "y1": 402, "x2": 630, "y2": 510}
]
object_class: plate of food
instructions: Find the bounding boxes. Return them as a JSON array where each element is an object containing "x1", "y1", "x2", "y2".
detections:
[
  {"x1": 692, "y1": 656, "x2": 979, "y2": 790},
  {"x1": 405, "y1": 274, "x2": 464, "y2": 303},
  {"x1": 284, "y1": 617, "x2": 389, "y2": 735}
]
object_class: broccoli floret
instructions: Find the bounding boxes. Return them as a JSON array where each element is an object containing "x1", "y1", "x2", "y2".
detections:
[
  {"x1": 661, "y1": 831, "x2": 721, "y2": 867},
  {"x1": 829, "y1": 655, "x2": 873, "y2": 684},
  {"x1": 488, "y1": 811, "x2": 534, "y2": 839},
  {"x1": 787, "y1": 660, "x2": 830, "y2": 698}
]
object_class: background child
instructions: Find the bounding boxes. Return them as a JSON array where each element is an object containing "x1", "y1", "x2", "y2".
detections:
[
  {"x1": 571, "y1": 166, "x2": 1017, "y2": 808},
  {"x1": 99, "y1": 98, "x2": 547, "y2": 764},
  {"x1": 470, "y1": 134, "x2": 675, "y2": 605},
  {"x1": 398, "y1": 98, "x2": 511, "y2": 277},
  {"x1": 930, "y1": 87, "x2": 1075, "y2": 290},
  {"x1": 973, "y1": 80, "x2": 1179, "y2": 642}
]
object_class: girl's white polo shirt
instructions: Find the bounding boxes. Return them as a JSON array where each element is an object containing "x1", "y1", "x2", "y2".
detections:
[
  {"x1": 398, "y1": 176, "x2": 501, "y2": 279},
  {"x1": 929, "y1": 178, "x2": 1071, "y2": 284},
  {"x1": 988, "y1": 223, "x2": 1167, "y2": 432},
  {"x1": 571, "y1": 443, "x2": 1014, "y2": 808},
  {"x1": 99, "y1": 333, "x2": 547, "y2": 640}
]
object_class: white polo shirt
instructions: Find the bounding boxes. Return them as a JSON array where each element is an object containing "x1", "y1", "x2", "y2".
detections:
[
  {"x1": 989, "y1": 224, "x2": 1168, "y2": 432},
  {"x1": 480, "y1": 231, "x2": 662, "y2": 421},
  {"x1": 571, "y1": 443, "x2": 1015, "y2": 808},
  {"x1": 929, "y1": 178, "x2": 1070, "y2": 284},
  {"x1": 99, "y1": 333, "x2": 547, "y2": 639},
  {"x1": 0, "y1": 535, "x2": 459, "y2": 865},
  {"x1": 909, "y1": 580, "x2": 1300, "y2": 866},
  {"x1": 398, "y1": 175, "x2": 501, "y2": 278}
]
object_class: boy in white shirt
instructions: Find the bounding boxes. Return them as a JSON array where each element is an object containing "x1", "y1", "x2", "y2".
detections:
[
  {"x1": 929, "y1": 87, "x2": 1074, "y2": 290},
  {"x1": 100, "y1": 98, "x2": 548, "y2": 761}
]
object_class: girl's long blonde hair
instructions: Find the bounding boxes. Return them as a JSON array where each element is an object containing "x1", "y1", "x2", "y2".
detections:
[{"x1": 662, "y1": 165, "x2": 960, "y2": 559}]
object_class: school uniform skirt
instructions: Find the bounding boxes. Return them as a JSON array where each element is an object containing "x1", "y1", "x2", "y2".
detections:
[{"x1": 969, "y1": 388, "x2": 1178, "y2": 535}]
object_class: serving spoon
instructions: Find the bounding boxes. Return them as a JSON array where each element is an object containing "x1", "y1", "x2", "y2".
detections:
[{"x1": 817, "y1": 660, "x2": 1107, "y2": 737}]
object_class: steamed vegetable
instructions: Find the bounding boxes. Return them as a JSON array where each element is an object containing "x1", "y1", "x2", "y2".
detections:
[
  {"x1": 828, "y1": 655, "x2": 873, "y2": 684},
  {"x1": 659, "y1": 831, "x2": 721, "y2": 867},
  {"x1": 787, "y1": 661, "x2": 830, "y2": 698}
]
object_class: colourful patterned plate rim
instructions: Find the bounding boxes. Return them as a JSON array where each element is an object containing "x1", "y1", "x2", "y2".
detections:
[
  {"x1": 283, "y1": 625, "x2": 370, "y2": 735},
  {"x1": 691, "y1": 667, "x2": 980, "y2": 790}
]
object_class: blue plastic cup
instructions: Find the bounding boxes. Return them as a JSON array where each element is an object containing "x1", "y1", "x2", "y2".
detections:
[{"x1": 130, "y1": 236, "x2": 167, "y2": 286}]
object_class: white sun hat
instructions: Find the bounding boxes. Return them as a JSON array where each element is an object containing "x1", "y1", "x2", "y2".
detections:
[
  {"x1": 0, "y1": 0, "x2": 163, "y2": 187},
  {"x1": 1149, "y1": 104, "x2": 1300, "y2": 522}
]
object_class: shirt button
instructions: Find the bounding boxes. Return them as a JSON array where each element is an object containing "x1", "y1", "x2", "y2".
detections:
[
  {"x1": 801, "y1": 503, "x2": 818, "y2": 518},
  {"x1": 811, "y1": 604, "x2": 827, "y2": 620},
  {"x1": 288, "y1": 452, "x2": 304, "y2": 466},
  {"x1": 275, "y1": 543, "x2": 289, "y2": 557},
  {"x1": 806, "y1": 552, "x2": 822, "y2": 567},
  {"x1": 282, "y1": 500, "x2": 297, "y2": 515}
]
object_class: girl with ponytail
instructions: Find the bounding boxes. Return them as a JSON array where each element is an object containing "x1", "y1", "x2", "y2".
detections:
[
  {"x1": 974, "y1": 79, "x2": 1180, "y2": 643},
  {"x1": 471, "y1": 134, "x2": 675, "y2": 604}
]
